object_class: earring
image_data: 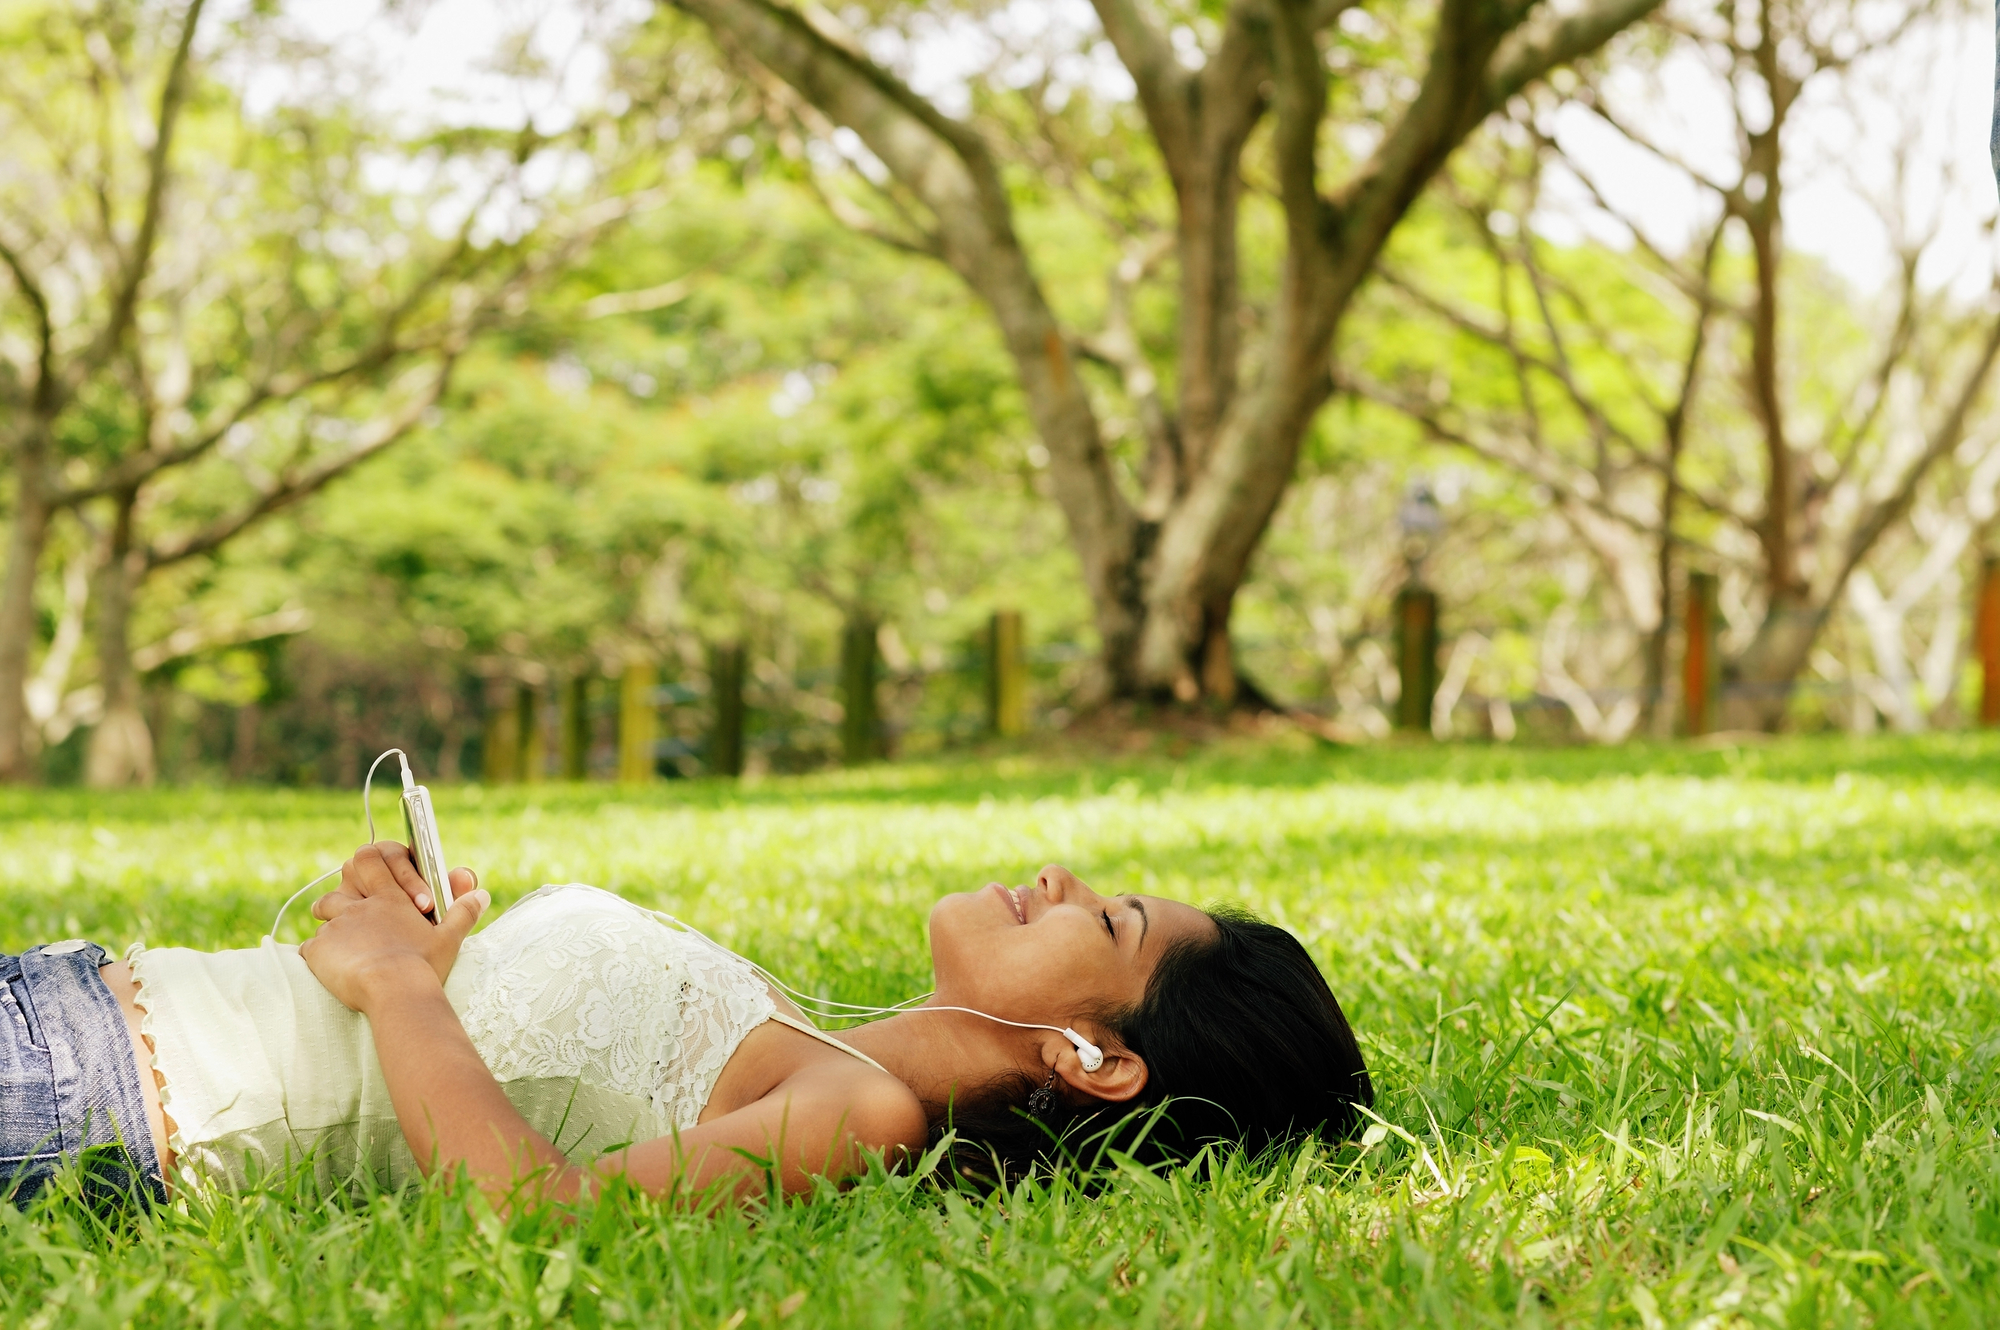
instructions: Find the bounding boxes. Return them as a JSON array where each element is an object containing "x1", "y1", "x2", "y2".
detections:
[{"x1": 1027, "y1": 1069, "x2": 1058, "y2": 1117}]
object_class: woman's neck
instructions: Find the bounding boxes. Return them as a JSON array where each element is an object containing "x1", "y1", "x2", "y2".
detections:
[{"x1": 834, "y1": 1009, "x2": 1034, "y2": 1119}]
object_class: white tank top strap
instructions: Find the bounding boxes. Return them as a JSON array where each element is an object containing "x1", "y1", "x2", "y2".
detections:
[{"x1": 765, "y1": 1012, "x2": 890, "y2": 1075}]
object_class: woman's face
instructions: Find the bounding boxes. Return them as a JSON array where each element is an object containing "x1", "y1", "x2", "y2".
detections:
[{"x1": 928, "y1": 865, "x2": 1214, "y2": 1037}]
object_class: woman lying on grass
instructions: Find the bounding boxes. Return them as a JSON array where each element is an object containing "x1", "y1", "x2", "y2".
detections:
[{"x1": 3, "y1": 845, "x2": 1372, "y2": 1209}]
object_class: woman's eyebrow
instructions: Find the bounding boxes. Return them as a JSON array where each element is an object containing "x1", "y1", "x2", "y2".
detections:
[{"x1": 1128, "y1": 897, "x2": 1149, "y2": 946}]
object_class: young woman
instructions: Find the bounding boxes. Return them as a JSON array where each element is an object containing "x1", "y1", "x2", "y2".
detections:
[{"x1": 2, "y1": 844, "x2": 1372, "y2": 1209}]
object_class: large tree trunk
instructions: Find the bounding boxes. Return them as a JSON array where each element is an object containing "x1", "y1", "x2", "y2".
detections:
[
  {"x1": 0, "y1": 438, "x2": 54, "y2": 779},
  {"x1": 1721, "y1": 596, "x2": 1825, "y2": 732},
  {"x1": 679, "y1": 0, "x2": 1661, "y2": 704},
  {"x1": 83, "y1": 491, "x2": 154, "y2": 788}
]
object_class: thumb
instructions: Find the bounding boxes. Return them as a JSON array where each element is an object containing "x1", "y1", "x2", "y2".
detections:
[{"x1": 440, "y1": 888, "x2": 490, "y2": 945}]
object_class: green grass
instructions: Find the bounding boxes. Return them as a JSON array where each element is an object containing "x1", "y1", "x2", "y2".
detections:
[{"x1": 7, "y1": 732, "x2": 2000, "y2": 1326}]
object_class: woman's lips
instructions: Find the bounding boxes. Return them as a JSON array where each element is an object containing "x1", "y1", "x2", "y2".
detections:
[{"x1": 990, "y1": 882, "x2": 1026, "y2": 923}]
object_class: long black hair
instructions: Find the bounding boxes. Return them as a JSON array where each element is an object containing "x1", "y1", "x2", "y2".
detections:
[{"x1": 941, "y1": 907, "x2": 1373, "y2": 1180}]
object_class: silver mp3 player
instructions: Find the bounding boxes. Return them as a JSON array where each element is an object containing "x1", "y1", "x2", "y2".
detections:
[{"x1": 400, "y1": 778, "x2": 452, "y2": 923}]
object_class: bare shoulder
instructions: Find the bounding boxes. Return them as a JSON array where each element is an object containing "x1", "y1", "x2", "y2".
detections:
[
  {"x1": 839, "y1": 1065, "x2": 929, "y2": 1154},
  {"x1": 733, "y1": 1020, "x2": 929, "y2": 1161},
  {"x1": 779, "y1": 1058, "x2": 927, "y2": 1157}
]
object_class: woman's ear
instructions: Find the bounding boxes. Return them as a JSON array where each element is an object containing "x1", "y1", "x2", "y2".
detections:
[{"x1": 1055, "y1": 1040, "x2": 1148, "y2": 1104}]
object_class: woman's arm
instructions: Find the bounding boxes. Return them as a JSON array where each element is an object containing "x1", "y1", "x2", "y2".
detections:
[
  {"x1": 301, "y1": 857, "x2": 926, "y2": 1208},
  {"x1": 359, "y1": 968, "x2": 924, "y2": 1207},
  {"x1": 350, "y1": 961, "x2": 578, "y2": 1203}
]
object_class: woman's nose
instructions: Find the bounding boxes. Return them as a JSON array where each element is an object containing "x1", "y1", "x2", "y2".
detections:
[{"x1": 1036, "y1": 865, "x2": 1087, "y2": 901}]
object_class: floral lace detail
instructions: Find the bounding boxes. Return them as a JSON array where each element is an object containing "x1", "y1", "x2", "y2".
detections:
[{"x1": 455, "y1": 884, "x2": 775, "y2": 1134}]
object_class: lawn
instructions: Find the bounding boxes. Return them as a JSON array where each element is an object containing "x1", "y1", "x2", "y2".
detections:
[{"x1": 6, "y1": 733, "x2": 2000, "y2": 1327}]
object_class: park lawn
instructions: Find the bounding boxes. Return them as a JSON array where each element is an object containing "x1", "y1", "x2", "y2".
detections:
[{"x1": 5, "y1": 735, "x2": 2000, "y2": 1326}]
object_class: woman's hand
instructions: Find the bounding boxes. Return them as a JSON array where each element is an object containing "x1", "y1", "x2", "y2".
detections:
[
  {"x1": 316, "y1": 840, "x2": 475, "y2": 921},
  {"x1": 300, "y1": 842, "x2": 488, "y2": 1013}
]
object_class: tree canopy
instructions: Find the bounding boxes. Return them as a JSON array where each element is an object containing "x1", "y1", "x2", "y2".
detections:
[{"x1": 3, "y1": 0, "x2": 1997, "y2": 783}]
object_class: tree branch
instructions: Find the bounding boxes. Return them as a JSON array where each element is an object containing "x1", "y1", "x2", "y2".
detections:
[
  {"x1": 0, "y1": 232, "x2": 57, "y2": 416},
  {"x1": 743, "y1": 52, "x2": 950, "y2": 257},
  {"x1": 582, "y1": 277, "x2": 695, "y2": 320},
  {"x1": 131, "y1": 604, "x2": 312, "y2": 674},
  {"x1": 1324, "y1": 0, "x2": 1660, "y2": 295},
  {"x1": 74, "y1": 0, "x2": 210, "y2": 391},
  {"x1": 675, "y1": 0, "x2": 1140, "y2": 662},
  {"x1": 1542, "y1": 123, "x2": 1736, "y2": 310},
  {"x1": 1339, "y1": 365, "x2": 1649, "y2": 532},
  {"x1": 1829, "y1": 306, "x2": 2000, "y2": 599},
  {"x1": 1376, "y1": 264, "x2": 1652, "y2": 466},
  {"x1": 144, "y1": 355, "x2": 460, "y2": 571},
  {"x1": 1169, "y1": 0, "x2": 1272, "y2": 465},
  {"x1": 22, "y1": 540, "x2": 96, "y2": 728},
  {"x1": 1485, "y1": 0, "x2": 1667, "y2": 112},
  {"x1": 1087, "y1": 0, "x2": 1192, "y2": 174},
  {"x1": 1822, "y1": 247, "x2": 1922, "y2": 494},
  {"x1": 1576, "y1": 97, "x2": 1736, "y2": 203},
  {"x1": 1268, "y1": 0, "x2": 1329, "y2": 241},
  {"x1": 50, "y1": 145, "x2": 610, "y2": 509},
  {"x1": 1077, "y1": 233, "x2": 1180, "y2": 514},
  {"x1": 55, "y1": 327, "x2": 441, "y2": 505}
]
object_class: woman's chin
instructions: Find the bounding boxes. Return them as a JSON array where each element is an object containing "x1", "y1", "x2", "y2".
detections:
[{"x1": 927, "y1": 891, "x2": 1001, "y2": 974}]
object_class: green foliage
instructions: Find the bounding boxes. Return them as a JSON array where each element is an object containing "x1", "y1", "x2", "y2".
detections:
[
  {"x1": 148, "y1": 163, "x2": 1090, "y2": 779},
  {"x1": 7, "y1": 734, "x2": 2000, "y2": 1323}
]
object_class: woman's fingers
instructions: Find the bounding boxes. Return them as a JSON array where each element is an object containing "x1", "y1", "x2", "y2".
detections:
[
  {"x1": 343, "y1": 843, "x2": 403, "y2": 897},
  {"x1": 306, "y1": 848, "x2": 474, "y2": 958},
  {"x1": 313, "y1": 853, "x2": 365, "y2": 920},
  {"x1": 439, "y1": 889, "x2": 490, "y2": 949},
  {"x1": 369, "y1": 841, "x2": 436, "y2": 915},
  {"x1": 319, "y1": 844, "x2": 444, "y2": 921}
]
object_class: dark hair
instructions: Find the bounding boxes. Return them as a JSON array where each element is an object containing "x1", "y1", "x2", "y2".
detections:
[{"x1": 941, "y1": 907, "x2": 1373, "y2": 1180}]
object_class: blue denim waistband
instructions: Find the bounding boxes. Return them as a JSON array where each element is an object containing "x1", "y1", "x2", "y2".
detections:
[{"x1": 1, "y1": 941, "x2": 166, "y2": 1209}]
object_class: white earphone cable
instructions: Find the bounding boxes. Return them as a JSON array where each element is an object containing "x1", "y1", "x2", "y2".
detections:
[
  {"x1": 268, "y1": 865, "x2": 342, "y2": 940},
  {"x1": 651, "y1": 911, "x2": 927, "y2": 1016},
  {"x1": 268, "y1": 747, "x2": 410, "y2": 941},
  {"x1": 361, "y1": 748, "x2": 408, "y2": 844},
  {"x1": 656, "y1": 911, "x2": 1103, "y2": 1068}
]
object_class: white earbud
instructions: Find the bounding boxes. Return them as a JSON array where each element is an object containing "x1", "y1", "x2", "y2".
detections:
[{"x1": 1063, "y1": 1028, "x2": 1104, "y2": 1072}]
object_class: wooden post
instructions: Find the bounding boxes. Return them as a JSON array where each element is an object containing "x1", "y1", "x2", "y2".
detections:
[
  {"x1": 1393, "y1": 586, "x2": 1439, "y2": 733},
  {"x1": 988, "y1": 610, "x2": 1026, "y2": 737},
  {"x1": 840, "y1": 615, "x2": 880, "y2": 765},
  {"x1": 710, "y1": 642, "x2": 745, "y2": 777},
  {"x1": 1979, "y1": 558, "x2": 2000, "y2": 727},
  {"x1": 618, "y1": 659, "x2": 657, "y2": 783},
  {"x1": 518, "y1": 683, "x2": 544, "y2": 784},
  {"x1": 560, "y1": 673, "x2": 591, "y2": 780},
  {"x1": 481, "y1": 677, "x2": 521, "y2": 783},
  {"x1": 1683, "y1": 571, "x2": 1720, "y2": 737}
]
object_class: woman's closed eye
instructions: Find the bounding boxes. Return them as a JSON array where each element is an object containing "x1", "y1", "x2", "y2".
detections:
[{"x1": 1102, "y1": 909, "x2": 1117, "y2": 941}]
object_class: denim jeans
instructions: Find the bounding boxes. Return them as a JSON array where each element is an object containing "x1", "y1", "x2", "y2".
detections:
[{"x1": 1, "y1": 941, "x2": 166, "y2": 1209}]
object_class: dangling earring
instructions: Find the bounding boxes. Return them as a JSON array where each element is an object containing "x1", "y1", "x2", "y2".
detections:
[{"x1": 1027, "y1": 1069, "x2": 1058, "y2": 1117}]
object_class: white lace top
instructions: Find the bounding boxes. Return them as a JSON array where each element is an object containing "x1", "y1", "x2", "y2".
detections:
[{"x1": 129, "y1": 883, "x2": 781, "y2": 1191}]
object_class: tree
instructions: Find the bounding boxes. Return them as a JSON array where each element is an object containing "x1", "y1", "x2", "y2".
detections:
[
  {"x1": 157, "y1": 165, "x2": 1076, "y2": 783},
  {"x1": 0, "y1": 0, "x2": 664, "y2": 782},
  {"x1": 666, "y1": 0, "x2": 1662, "y2": 704},
  {"x1": 1344, "y1": 0, "x2": 2000, "y2": 730}
]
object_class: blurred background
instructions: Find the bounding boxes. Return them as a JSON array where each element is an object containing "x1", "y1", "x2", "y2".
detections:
[{"x1": 4, "y1": 0, "x2": 1998, "y2": 787}]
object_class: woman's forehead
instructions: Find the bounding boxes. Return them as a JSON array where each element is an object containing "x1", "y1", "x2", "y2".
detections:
[{"x1": 1134, "y1": 895, "x2": 1215, "y2": 952}]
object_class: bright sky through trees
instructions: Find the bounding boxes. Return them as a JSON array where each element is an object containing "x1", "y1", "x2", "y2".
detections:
[
  {"x1": 279, "y1": 0, "x2": 1999, "y2": 297},
  {"x1": 1539, "y1": 4, "x2": 1998, "y2": 298}
]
